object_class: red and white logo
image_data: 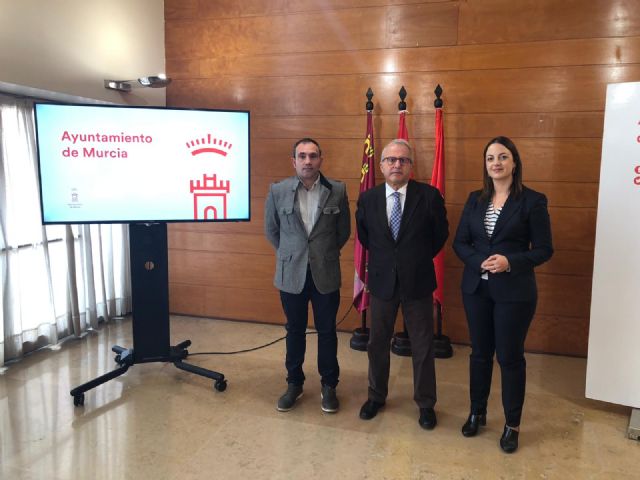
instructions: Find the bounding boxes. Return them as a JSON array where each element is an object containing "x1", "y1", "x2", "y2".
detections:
[
  {"x1": 186, "y1": 134, "x2": 233, "y2": 157},
  {"x1": 190, "y1": 173, "x2": 231, "y2": 220},
  {"x1": 186, "y1": 133, "x2": 235, "y2": 219}
]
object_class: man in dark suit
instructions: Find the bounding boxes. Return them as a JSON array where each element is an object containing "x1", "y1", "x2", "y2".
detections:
[
  {"x1": 265, "y1": 138, "x2": 351, "y2": 414},
  {"x1": 355, "y1": 138, "x2": 448, "y2": 429}
]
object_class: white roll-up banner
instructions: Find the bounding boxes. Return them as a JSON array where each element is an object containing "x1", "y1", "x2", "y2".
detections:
[{"x1": 586, "y1": 82, "x2": 640, "y2": 408}]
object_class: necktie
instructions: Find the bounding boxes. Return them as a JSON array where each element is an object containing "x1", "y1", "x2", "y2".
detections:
[{"x1": 390, "y1": 191, "x2": 402, "y2": 240}]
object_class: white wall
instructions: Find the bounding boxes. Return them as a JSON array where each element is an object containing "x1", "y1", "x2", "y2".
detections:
[{"x1": 0, "y1": 0, "x2": 166, "y2": 105}]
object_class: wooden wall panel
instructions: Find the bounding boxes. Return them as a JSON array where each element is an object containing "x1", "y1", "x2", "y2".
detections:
[
  {"x1": 246, "y1": 137, "x2": 603, "y2": 184},
  {"x1": 248, "y1": 112, "x2": 605, "y2": 141},
  {"x1": 169, "y1": 250, "x2": 355, "y2": 296},
  {"x1": 168, "y1": 37, "x2": 640, "y2": 79},
  {"x1": 288, "y1": 0, "x2": 444, "y2": 12},
  {"x1": 186, "y1": 1, "x2": 289, "y2": 19},
  {"x1": 164, "y1": 0, "x2": 635, "y2": 357},
  {"x1": 458, "y1": 0, "x2": 640, "y2": 44},
  {"x1": 168, "y1": 230, "x2": 273, "y2": 256},
  {"x1": 166, "y1": 4, "x2": 458, "y2": 59},
  {"x1": 168, "y1": 65, "x2": 640, "y2": 115},
  {"x1": 387, "y1": 3, "x2": 459, "y2": 48}
]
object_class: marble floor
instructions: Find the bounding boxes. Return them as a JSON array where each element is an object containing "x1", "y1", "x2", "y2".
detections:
[{"x1": 0, "y1": 315, "x2": 638, "y2": 480}]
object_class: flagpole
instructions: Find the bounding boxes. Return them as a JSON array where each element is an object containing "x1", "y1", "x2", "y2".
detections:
[
  {"x1": 350, "y1": 88, "x2": 376, "y2": 351},
  {"x1": 391, "y1": 85, "x2": 412, "y2": 357},
  {"x1": 432, "y1": 84, "x2": 453, "y2": 359}
]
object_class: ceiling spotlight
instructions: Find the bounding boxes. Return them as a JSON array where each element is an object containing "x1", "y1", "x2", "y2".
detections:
[
  {"x1": 138, "y1": 74, "x2": 171, "y2": 88},
  {"x1": 104, "y1": 80, "x2": 132, "y2": 92},
  {"x1": 104, "y1": 74, "x2": 172, "y2": 92}
]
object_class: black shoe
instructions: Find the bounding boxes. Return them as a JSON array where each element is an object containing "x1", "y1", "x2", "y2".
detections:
[
  {"x1": 359, "y1": 400, "x2": 385, "y2": 420},
  {"x1": 461, "y1": 413, "x2": 486, "y2": 437},
  {"x1": 277, "y1": 384, "x2": 303, "y2": 412},
  {"x1": 321, "y1": 385, "x2": 339, "y2": 413},
  {"x1": 500, "y1": 425, "x2": 519, "y2": 453},
  {"x1": 418, "y1": 408, "x2": 437, "y2": 430}
]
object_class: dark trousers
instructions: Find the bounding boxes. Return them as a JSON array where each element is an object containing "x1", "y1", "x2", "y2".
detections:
[
  {"x1": 367, "y1": 291, "x2": 436, "y2": 408},
  {"x1": 462, "y1": 280, "x2": 536, "y2": 426},
  {"x1": 279, "y1": 268, "x2": 340, "y2": 388}
]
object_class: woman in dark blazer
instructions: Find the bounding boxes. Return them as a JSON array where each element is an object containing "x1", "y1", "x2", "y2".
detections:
[{"x1": 453, "y1": 136, "x2": 553, "y2": 453}]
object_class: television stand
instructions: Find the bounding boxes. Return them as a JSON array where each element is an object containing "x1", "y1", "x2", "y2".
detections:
[{"x1": 69, "y1": 223, "x2": 226, "y2": 407}]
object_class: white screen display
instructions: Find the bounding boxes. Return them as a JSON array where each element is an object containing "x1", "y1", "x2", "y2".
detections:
[{"x1": 35, "y1": 103, "x2": 250, "y2": 224}]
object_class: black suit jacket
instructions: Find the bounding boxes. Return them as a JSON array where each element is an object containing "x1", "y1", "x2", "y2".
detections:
[
  {"x1": 452, "y1": 186, "x2": 553, "y2": 302},
  {"x1": 355, "y1": 180, "x2": 449, "y2": 301}
]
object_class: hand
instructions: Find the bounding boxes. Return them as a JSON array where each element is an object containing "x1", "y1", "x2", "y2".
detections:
[{"x1": 481, "y1": 254, "x2": 510, "y2": 274}]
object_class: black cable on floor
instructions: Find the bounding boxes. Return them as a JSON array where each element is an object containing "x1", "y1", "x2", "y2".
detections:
[{"x1": 188, "y1": 303, "x2": 354, "y2": 356}]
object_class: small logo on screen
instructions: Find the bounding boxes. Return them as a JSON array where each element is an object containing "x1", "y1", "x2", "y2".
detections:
[
  {"x1": 186, "y1": 134, "x2": 233, "y2": 157},
  {"x1": 68, "y1": 188, "x2": 83, "y2": 209}
]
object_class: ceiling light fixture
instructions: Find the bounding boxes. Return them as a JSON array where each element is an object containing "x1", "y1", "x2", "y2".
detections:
[{"x1": 104, "y1": 74, "x2": 172, "y2": 92}]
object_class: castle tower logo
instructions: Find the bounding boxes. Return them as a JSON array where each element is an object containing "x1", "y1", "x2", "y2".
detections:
[{"x1": 189, "y1": 174, "x2": 230, "y2": 220}]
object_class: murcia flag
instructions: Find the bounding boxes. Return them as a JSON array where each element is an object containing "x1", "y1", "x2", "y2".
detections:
[{"x1": 353, "y1": 110, "x2": 376, "y2": 312}]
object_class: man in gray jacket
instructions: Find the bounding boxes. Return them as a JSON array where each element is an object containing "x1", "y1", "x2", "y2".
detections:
[{"x1": 265, "y1": 138, "x2": 351, "y2": 413}]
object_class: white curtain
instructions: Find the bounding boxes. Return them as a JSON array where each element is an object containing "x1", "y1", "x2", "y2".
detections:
[{"x1": 0, "y1": 95, "x2": 131, "y2": 367}]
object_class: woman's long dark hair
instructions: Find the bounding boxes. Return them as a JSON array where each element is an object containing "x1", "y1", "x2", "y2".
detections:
[{"x1": 479, "y1": 136, "x2": 523, "y2": 202}]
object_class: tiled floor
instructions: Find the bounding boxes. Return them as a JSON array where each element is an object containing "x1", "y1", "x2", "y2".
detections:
[{"x1": 1, "y1": 315, "x2": 637, "y2": 479}]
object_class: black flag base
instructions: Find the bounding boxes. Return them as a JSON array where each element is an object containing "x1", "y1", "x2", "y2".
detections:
[
  {"x1": 434, "y1": 334, "x2": 453, "y2": 358},
  {"x1": 433, "y1": 300, "x2": 453, "y2": 359},
  {"x1": 391, "y1": 331, "x2": 412, "y2": 356},
  {"x1": 350, "y1": 327, "x2": 370, "y2": 351}
]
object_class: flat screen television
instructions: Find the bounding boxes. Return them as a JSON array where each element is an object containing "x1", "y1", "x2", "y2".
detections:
[{"x1": 34, "y1": 103, "x2": 250, "y2": 224}]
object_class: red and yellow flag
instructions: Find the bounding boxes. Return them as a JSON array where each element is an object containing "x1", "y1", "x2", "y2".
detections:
[{"x1": 353, "y1": 111, "x2": 376, "y2": 313}]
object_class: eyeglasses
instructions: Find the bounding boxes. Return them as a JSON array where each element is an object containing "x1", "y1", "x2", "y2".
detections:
[{"x1": 382, "y1": 156, "x2": 412, "y2": 165}]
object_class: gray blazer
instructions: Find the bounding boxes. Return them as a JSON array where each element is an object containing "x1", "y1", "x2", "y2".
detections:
[{"x1": 265, "y1": 174, "x2": 351, "y2": 294}]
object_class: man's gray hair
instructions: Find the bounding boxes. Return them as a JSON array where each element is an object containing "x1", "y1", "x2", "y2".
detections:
[{"x1": 381, "y1": 138, "x2": 413, "y2": 162}]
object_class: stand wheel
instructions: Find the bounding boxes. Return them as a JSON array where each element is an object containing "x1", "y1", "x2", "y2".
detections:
[
  {"x1": 214, "y1": 379, "x2": 227, "y2": 392},
  {"x1": 73, "y1": 393, "x2": 85, "y2": 406}
]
